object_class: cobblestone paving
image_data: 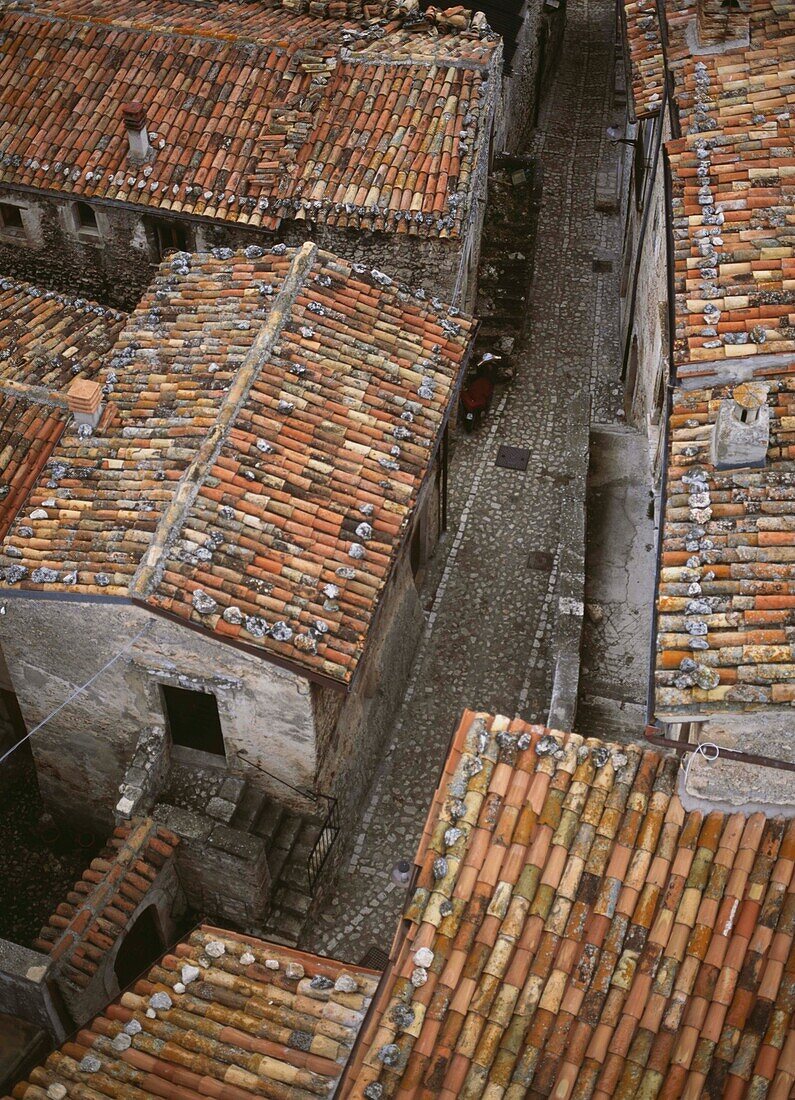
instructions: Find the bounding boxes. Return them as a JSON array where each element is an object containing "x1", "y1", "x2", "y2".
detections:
[{"x1": 303, "y1": 0, "x2": 631, "y2": 961}]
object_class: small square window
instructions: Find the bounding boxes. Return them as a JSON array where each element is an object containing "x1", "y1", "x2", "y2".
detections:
[
  {"x1": 161, "y1": 683, "x2": 226, "y2": 757},
  {"x1": 0, "y1": 203, "x2": 24, "y2": 231},
  {"x1": 75, "y1": 201, "x2": 98, "y2": 231}
]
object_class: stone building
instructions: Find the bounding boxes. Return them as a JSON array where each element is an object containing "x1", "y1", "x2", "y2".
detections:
[
  {"x1": 0, "y1": 276, "x2": 127, "y2": 764},
  {"x1": 0, "y1": 0, "x2": 502, "y2": 312},
  {"x1": 0, "y1": 819, "x2": 182, "y2": 1044},
  {"x1": 10, "y1": 712, "x2": 795, "y2": 1097},
  {"x1": 0, "y1": 243, "x2": 474, "y2": 905},
  {"x1": 342, "y1": 712, "x2": 795, "y2": 1097},
  {"x1": 7, "y1": 921, "x2": 379, "y2": 1093},
  {"x1": 619, "y1": 0, "x2": 795, "y2": 796}
]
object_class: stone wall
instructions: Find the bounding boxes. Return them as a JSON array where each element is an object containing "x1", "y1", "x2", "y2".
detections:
[
  {"x1": 153, "y1": 804, "x2": 271, "y2": 928},
  {"x1": 0, "y1": 942, "x2": 68, "y2": 1041},
  {"x1": 283, "y1": 224, "x2": 466, "y2": 306},
  {"x1": 0, "y1": 188, "x2": 274, "y2": 311},
  {"x1": 501, "y1": 0, "x2": 567, "y2": 154},
  {"x1": 618, "y1": 112, "x2": 672, "y2": 480},
  {"x1": 311, "y1": 518, "x2": 427, "y2": 840},
  {"x1": 0, "y1": 599, "x2": 317, "y2": 831}
]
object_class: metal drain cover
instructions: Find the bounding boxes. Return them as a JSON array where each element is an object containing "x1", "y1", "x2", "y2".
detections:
[
  {"x1": 359, "y1": 945, "x2": 390, "y2": 970},
  {"x1": 527, "y1": 550, "x2": 554, "y2": 571},
  {"x1": 495, "y1": 444, "x2": 530, "y2": 471}
]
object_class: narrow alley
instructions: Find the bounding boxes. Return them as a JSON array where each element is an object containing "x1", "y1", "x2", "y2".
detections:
[{"x1": 304, "y1": 0, "x2": 653, "y2": 959}]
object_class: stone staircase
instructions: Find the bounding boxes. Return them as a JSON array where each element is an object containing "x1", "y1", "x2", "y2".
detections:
[
  {"x1": 472, "y1": 157, "x2": 540, "y2": 362},
  {"x1": 231, "y1": 784, "x2": 324, "y2": 947}
]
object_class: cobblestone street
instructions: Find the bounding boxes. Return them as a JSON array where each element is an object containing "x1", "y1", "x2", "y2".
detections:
[{"x1": 303, "y1": 0, "x2": 636, "y2": 960}]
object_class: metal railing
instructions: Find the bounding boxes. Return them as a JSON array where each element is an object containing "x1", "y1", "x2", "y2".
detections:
[
  {"x1": 235, "y1": 748, "x2": 341, "y2": 897},
  {"x1": 307, "y1": 792, "x2": 340, "y2": 895}
]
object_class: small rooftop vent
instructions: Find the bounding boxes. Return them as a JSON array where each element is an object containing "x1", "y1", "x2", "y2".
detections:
[
  {"x1": 121, "y1": 100, "x2": 152, "y2": 164},
  {"x1": 710, "y1": 381, "x2": 770, "y2": 471}
]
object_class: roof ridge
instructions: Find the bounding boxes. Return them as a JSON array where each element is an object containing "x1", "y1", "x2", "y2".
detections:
[{"x1": 128, "y1": 241, "x2": 318, "y2": 602}]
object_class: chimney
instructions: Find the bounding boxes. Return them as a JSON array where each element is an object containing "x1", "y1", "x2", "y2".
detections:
[
  {"x1": 66, "y1": 378, "x2": 104, "y2": 430},
  {"x1": 696, "y1": 0, "x2": 750, "y2": 49},
  {"x1": 121, "y1": 101, "x2": 152, "y2": 164},
  {"x1": 711, "y1": 380, "x2": 770, "y2": 471}
]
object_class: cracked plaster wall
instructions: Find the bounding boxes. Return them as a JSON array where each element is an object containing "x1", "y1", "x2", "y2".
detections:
[{"x1": 0, "y1": 599, "x2": 316, "y2": 831}]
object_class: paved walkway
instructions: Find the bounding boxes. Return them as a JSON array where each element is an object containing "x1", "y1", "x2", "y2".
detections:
[
  {"x1": 304, "y1": 0, "x2": 631, "y2": 961},
  {"x1": 577, "y1": 425, "x2": 657, "y2": 743}
]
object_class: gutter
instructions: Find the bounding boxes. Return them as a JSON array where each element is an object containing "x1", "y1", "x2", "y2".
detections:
[
  {"x1": 616, "y1": 0, "x2": 638, "y2": 126},
  {"x1": 655, "y1": 0, "x2": 681, "y2": 139}
]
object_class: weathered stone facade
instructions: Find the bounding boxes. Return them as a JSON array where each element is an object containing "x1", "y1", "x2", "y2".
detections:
[
  {"x1": 618, "y1": 112, "x2": 672, "y2": 479},
  {"x1": 499, "y1": 0, "x2": 566, "y2": 154},
  {"x1": 0, "y1": 187, "x2": 490, "y2": 314},
  {"x1": 0, "y1": 476, "x2": 438, "y2": 847},
  {"x1": 0, "y1": 189, "x2": 273, "y2": 312}
]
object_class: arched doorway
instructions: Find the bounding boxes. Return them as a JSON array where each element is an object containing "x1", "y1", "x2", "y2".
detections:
[{"x1": 113, "y1": 905, "x2": 164, "y2": 991}]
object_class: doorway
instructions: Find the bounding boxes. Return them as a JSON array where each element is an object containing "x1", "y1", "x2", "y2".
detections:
[
  {"x1": 161, "y1": 684, "x2": 226, "y2": 758},
  {"x1": 113, "y1": 905, "x2": 164, "y2": 991}
]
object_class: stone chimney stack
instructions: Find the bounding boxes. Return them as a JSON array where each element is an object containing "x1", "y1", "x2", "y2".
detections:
[
  {"x1": 696, "y1": 0, "x2": 750, "y2": 48},
  {"x1": 121, "y1": 101, "x2": 152, "y2": 164},
  {"x1": 711, "y1": 380, "x2": 770, "y2": 471},
  {"x1": 66, "y1": 378, "x2": 104, "y2": 430}
]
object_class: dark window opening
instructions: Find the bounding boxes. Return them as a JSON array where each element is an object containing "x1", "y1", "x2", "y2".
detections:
[
  {"x1": 0, "y1": 203, "x2": 24, "y2": 230},
  {"x1": 76, "y1": 201, "x2": 98, "y2": 230},
  {"x1": 161, "y1": 683, "x2": 226, "y2": 757},
  {"x1": 153, "y1": 219, "x2": 190, "y2": 261},
  {"x1": 114, "y1": 905, "x2": 164, "y2": 991}
]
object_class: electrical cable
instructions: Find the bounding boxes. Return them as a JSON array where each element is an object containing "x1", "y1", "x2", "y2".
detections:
[
  {"x1": 0, "y1": 621, "x2": 151, "y2": 766},
  {"x1": 683, "y1": 740, "x2": 720, "y2": 789}
]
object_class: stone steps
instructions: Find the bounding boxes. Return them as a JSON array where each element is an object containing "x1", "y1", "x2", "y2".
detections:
[
  {"x1": 229, "y1": 778, "x2": 328, "y2": 947},
  {"x1": 470, "y1": 161, "x2": 539, "y2": 357}
]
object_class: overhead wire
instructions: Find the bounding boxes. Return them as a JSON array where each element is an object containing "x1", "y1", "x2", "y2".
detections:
[{"x1": 0, "y1": 621, "x2": 151, "y2": 766}]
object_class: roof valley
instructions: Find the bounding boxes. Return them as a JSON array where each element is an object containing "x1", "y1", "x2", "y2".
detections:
[{"x1": 129, "y1": 240, "x2": 318, "y2": 603}]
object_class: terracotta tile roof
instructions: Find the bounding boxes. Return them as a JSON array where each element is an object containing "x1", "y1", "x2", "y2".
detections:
[
  {"x1": 667, "y1": 2, "x2": 795, "y2": 136},
  {"x1": 664, "y1": 0, "x2": 795, "y2": 73},
  {"x1": 0, "y1": 278, "x2": 125, "y2": 391},
  {"x1": 32, "y1": 818, "x2": 179, "y2": 992},
  {"x1": 11, "y1": 924, "x2": 381, "y2": 1100},
  {"x1": 0, "y1": 278, "x2": 126, "y2": 539},
  {"x1": 342, "y1": 710, "x2": 795, "y2": 1099},
  {"x1": 655, "y1": 370, "x2": 795, "y2": 716},
  {"x1": 0, "y1": 0, "x2": 497, "y2": 239},
  {"x1": 0, "y1": 244, "x2": 473, "y2": 684},
  {"x1": 621, "y1": 0, "x2": 666, "y2": 119},
  {"x1": 668, "y1": 127, "x2": 795, "y2": 379}
]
